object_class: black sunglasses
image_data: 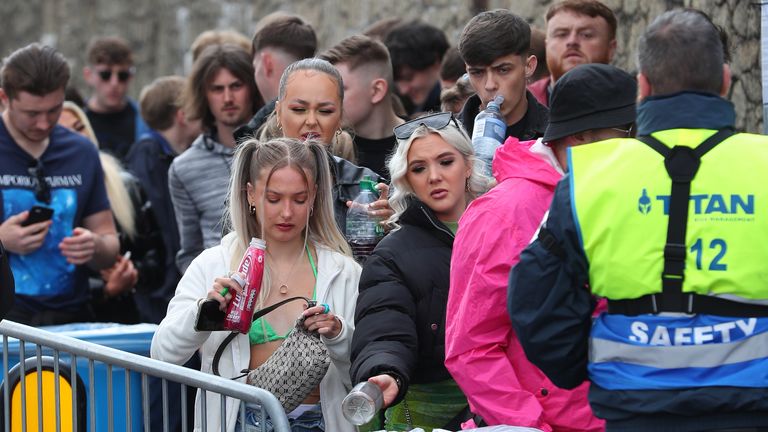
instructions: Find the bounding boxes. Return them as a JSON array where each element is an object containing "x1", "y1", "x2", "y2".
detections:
[
  {"x1": 28, "y1": 159, "x2": 51, "y2": 204},
  {"x1": 393, "y1": 112, "x2": 466, "y2": 140},
  {"x1": 97, "y1": 68, "x2": 133, "y2": 82}
]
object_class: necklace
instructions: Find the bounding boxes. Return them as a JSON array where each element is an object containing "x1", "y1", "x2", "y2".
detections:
[{"x1": 267, "y1": 245, "x2": 306, "y2": 295}]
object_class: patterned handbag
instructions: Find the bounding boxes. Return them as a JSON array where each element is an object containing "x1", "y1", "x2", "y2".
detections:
[{"x1": 211, "y1": 296, "x2": 330, "y2": 413}]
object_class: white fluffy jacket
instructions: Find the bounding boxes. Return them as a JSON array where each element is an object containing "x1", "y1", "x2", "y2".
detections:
[{"x1": 150, "y1": 233, "x2": 361, "y2": 432}]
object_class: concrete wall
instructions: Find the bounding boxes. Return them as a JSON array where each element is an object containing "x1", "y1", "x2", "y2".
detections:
[{"x1": 2, "y1": 0, "x2": 761, "y2": 132}]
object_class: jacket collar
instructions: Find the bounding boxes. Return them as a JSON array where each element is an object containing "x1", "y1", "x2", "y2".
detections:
[
  {"x1": 398, "y1": 197, "x2": 455, "y2": 245},
  {"x1": 194, "y1": 132, "x2": 234, "y2": 155},
  {"x1": 636, "y1": 91, "x2": 735, "y2": 135},
  {"x1": 517, "y1": 91, "x2": 550, "y2": 141},
  {"x1": 314, "y1": 245, "x2": 344, "y2": 302},
  {"x1": 139, "y1": 129, "x2": 175, "y2": 156}
]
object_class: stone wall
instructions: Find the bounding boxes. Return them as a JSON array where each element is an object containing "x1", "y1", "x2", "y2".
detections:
[{"x1": 2, "y1": 0, "x2": 762, "y2": 132}]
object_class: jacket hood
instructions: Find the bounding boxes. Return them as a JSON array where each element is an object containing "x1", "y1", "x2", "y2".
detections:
[
  {"x1": 190, "y1": 133, "x2": 235, "y2": 156},
  {"x1": 493, "y1": 137, "x2": 562, "y2": 189}
]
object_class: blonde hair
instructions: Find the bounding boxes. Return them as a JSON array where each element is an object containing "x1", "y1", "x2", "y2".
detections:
[
  {"x1": 330, "y1": 129, "x2": 356, "y2": 163},
  {"x1": 61, "y1": 102, "x2": 98, "y2": 144},
  {"x1": 225, "y1": 137, "x2": 351, "y2": 303},
  {"x1": 387, "y1": 120, "x2": 491, "y2": 228},
  {"x1": 256, "y1": 58, "x2": 354, "y2": 162},
  {"x1": 99, "y1": 153, "x2": 137, "y2": 239},
  {"x1": 60, "y1": 101, "x2": 137, "y2": 239}
]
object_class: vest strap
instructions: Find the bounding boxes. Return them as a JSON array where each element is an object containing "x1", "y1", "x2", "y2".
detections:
[
  {"x1": 608, "y1": 292, "x2": 768, "y2": 317},
  {"x1": 608, "y1": 129, "x2": 735, "y2": 315},
  {"x1": 537, "y1": 227, "x2": 565, "y2": 259}
]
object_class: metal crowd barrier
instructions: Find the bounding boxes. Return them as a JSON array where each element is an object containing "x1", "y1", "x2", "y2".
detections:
[{"x1": 0, "y1": 319, "x2": 290, "y2": 431}]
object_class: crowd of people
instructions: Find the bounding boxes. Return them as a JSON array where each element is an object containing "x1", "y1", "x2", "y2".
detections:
[{"x1": 1, "y1": 1, "x2": 767, "y2": 431}]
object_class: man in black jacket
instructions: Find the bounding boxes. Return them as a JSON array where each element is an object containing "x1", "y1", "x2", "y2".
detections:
[
  {"x1": 126, "y1": 75, "x2": 199, "y2": 323},
  {"x1": 458, "y1": 10, "x2": 548, "y2": 142}
]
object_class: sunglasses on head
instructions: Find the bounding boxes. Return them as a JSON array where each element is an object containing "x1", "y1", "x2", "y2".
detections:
[
  {"x1": 393, "y1": 112, "x2": 466, "y2": 140},
  {"x1": 97, "y1": 68, "x2": 133, "y2": 82},
  {"x1": 28, "y1": 159, "x2": 51, "y2": 204}
]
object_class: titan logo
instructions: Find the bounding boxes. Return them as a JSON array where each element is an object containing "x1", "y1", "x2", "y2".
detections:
[
  {"x1": 638, "y1": 189, "x2": 754, "y2": 215},
  {"x1": 638, "y1": 189, "x2": 652, "y2": 214}
]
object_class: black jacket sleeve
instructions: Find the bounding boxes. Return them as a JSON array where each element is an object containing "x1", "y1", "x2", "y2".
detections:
[
  {"x1": 507, "y1": 175, "x2": 595, "y2": 389},
  {"x1": 350, "y1": 249, "x2": 417, "y2": 404}
]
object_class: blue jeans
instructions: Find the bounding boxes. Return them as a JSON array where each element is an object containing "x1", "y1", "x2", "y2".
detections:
[{"x1": 235, "y1": 403, "x2": 324, "y2": 432}]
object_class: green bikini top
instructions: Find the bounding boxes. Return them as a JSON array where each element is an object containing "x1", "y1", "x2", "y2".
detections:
[{"x1": 248, "y1": 245, "x2": 317, "y2": 345}]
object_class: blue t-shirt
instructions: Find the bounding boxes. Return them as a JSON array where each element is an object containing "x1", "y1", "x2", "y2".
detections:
[{"x1": 0, "y1": 119, "x2": 110, "y2": 314}]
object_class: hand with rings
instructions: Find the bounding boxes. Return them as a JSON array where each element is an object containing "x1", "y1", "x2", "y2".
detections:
[
  {"x1": 302, "y1": 303, "x2": 341, "y2": 338},
  {"x1": 207, "y1": 272, "x2": 246, "y2": 312}
]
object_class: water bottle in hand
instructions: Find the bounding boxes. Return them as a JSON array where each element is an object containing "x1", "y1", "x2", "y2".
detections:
[
  {"x1": 346, "y1": 176, "x2": 384, "y2": 263},
  {"x1": 341, "y1": 381, "x2": 384, "y2": 426},
  {"x1": 471, "y1": 95, "x2": 506, "y2": 177}
]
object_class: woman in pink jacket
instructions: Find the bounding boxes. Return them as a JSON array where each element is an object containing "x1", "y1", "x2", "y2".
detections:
[{"x1": 446, "y1": 63, "x2": 637, "y2": 431}]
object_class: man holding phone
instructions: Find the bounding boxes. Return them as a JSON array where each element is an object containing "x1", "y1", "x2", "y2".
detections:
[{"x1": 0, "y1": 44, "x2": 119, "y2": 325}]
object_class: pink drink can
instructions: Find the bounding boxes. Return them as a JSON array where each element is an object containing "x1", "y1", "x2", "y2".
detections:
[{"x1": 223, "y1": 238, "x2": 267, "y2": 333}]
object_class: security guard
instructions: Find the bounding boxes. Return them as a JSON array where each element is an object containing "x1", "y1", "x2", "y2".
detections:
[{"x1": 508, "y1": 9, "x2": 768, "y2": 431}]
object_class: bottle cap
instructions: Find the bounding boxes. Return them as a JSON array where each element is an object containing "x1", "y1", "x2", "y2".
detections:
[
  {"x1": 249, "y1": 237, "x2": 266, "y2": 249},
  {"x1": 359, "y1": 175, "x2": 377, "y2": 193},
  {"x1": 488, "y1": 95, "x2": 504, "y2": 111}
]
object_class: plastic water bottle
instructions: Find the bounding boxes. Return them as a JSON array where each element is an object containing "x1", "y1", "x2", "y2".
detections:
[
  {"x1": 345, "y1": 176, "x2": 384, "y2": 263},
  {"x1": 341, "y1": 381, "x2": 384, "y2": 425},
  {"x1": 471, "y1": 95, "x2": 506, "y2": 177}
]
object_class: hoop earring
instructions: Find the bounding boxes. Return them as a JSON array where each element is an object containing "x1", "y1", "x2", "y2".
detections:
[
  {"x1": 249, "y1": 205, "x2": 256, "y2": 216},
  {"x1": 465, "y1": 178, "x2": 470, "y2": 192}
]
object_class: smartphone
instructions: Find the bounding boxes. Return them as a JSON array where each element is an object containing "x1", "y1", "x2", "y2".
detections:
[
  {"x1": 21, "y1": 206, "x2": 53, "y2": 227},
  {"x1": 194, "y1": 299, "x2": 226, "y2": 332}
]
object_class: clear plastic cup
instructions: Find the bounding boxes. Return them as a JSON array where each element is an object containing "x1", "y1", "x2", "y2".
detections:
[{"x1": 341, "y1": 381, "x2": 384, "y2": 425}]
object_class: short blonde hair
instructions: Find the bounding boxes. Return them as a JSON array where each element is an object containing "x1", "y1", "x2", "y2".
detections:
[{"x1": 387, "y1": 119, "x2": 491, "y2": 228}]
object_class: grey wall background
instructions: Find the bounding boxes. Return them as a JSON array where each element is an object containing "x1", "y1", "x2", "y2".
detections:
[{"x1": 3, "y1": 0, "x2": 761, "y2": 132}]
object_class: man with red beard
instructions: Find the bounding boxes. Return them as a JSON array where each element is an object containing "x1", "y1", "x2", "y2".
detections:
[
  {"x1": 528, "y1": 0, "x2": 617, "y2": 107},
  {"x1": 168, "y1": 44, "x2": 259, "y2": 273}
]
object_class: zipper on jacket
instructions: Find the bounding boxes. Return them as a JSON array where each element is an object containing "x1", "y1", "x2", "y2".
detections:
[{"x1": 419, "y1": 206, "x2": 454, "y2": 240}]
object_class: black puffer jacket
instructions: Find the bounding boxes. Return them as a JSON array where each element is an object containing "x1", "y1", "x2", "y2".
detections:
[{"x1": 351, "y1": 198, "x2": 454, "y2": 404}]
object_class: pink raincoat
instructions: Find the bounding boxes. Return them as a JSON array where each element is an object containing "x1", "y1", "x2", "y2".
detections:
[{"x1": 446, "y1": 137, "x2": 603, "y2": 431}]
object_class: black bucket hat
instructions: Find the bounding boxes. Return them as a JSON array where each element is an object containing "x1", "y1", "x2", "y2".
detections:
[{"x1": 543, "y1": 63, "x2": 637, "y2": 143}]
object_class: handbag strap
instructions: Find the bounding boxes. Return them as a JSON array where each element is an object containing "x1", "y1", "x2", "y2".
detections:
[{"x1": 211, "y1": 296, "x2": 314, "y2": 376}]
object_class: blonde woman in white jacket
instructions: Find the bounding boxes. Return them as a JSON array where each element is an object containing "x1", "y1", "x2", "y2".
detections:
[{"x1": 151, "y1": 138, "x2": 361, "y2": 432}]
